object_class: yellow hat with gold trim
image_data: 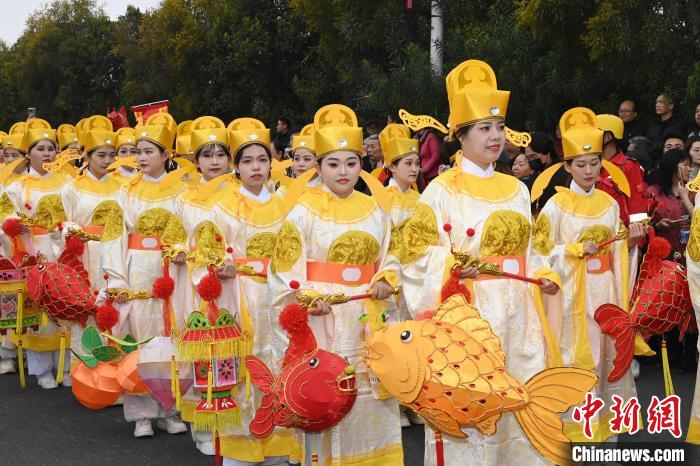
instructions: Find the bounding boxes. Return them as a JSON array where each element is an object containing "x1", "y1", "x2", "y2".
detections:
[
  {"x1": 292, "y1": 123, "x2": 315, "y2": 154},
  {"x1": 82, "y1": 115, "x2": 116, "y2": 154},
  {"x1": 3, "y1": 122, "x2": 28, "y2": 153},
  {"x1": 0, "y1": 131, "x2": 7, "y2": 148},
  {"x1": 116, "y1": 127, "x2": 136, "y2": 149},
  {"x1": 227, "y1": 118, "x2": 270, "y2": 157},
  {"x1": 57, "y1": 124, "x2": 78, "y2": 149},
  {"x1": 596, "y1": 114, "x2": 624, "y2": 140},
  {"x1": 560, "y1": 107, "x2": 603, "y2": 159},
  {"x1": 446, "y1": 60, "x2": 510, "y2": 131},
  {"x1": 24, "y1": 118, "x2": 57, "y2": 150},
  {"x1": 135, "y1": 112, "x2": 176, "y2": 151},
  {"x1": 313, "y1": 104, "x2": 363, "y2": 159},
  {"x1": 379, "y1": 124, "x2": 418, "y2": 166},
  {"x1": 191, "y1": 116, "x2": 228, "y2": 155},
  {"x1": 175, "y1": 120, "x2": 193, "y2": 156},
  {"x1": 75, "y1": 118, "x2": 88, "y2": 148}
]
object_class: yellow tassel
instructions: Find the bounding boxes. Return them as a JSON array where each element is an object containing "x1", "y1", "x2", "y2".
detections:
[
  {"x1": 40, "y1": 312, "x2": 48, "y2": 330},
  {"x1": 55, "y1": 330, "x2": 66, "y2": 385},
  {"x1": 206, "y1": 343, "x2": 213, "y2": 406},
  {"x1": 177, "y1": 335, "x2": 252, "y2": 363},
  {"x1": 245, "y1": 370, "x2": 251, "y2": 399},
  {"x1": 170, "y1": 355, "x2": 177, "y2": 399},
  {"x1": 16, "y1": 290, "x2": 26, "y2": 388},
  {"x1": 193, "y1": 407, "x2": 242, "y2": 432},
  {"x1": 661, "y1": 340, "x2": 675, "y2": 397},
  {"x1": 174, "y1": 362, "x2": 181, "y2": 410}
]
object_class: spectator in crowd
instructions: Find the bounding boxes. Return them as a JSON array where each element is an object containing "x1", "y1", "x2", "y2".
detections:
[
  {"x1": 386, "y1": 112, "x2": 400, "y2": 125},
  {"x1": 662, "y1": 129, "x2": 686, "y2": 154},
  {"x1": 415, "y1": 125, "x2": 442, "y2": 183},
  {"x1": 645, "y1": 148, "x2": 694, "y2": 256},
  {"x1": 688, "y1": 136, "x2": 700, "y2": 182},
  {"x1": 511, "y1": 153, "x2": 538, "y2": 191},
  {"x1": 552, "y1": 124, "x2": 564, "y2": 160},
  {"x1": 365, "y1": 120, "x2": 380, "y2": 136},
  {"x1": 273, "y1": 116, "x2": 292, "y2": 159},
  {"x1": 618, "y1": 99, "x2": 645, "y2": 150},
  {"x1": 647, "y1": 94, "x2": 687, "y2": 149},
  {"x1": 689, "y1": 103, "x2": 700, "y2": 139},
  {"x1": 597, "y1": 114, "x2": 646, "y2": 221},
  {"x1": 504, "y1": 138, "x2": 521, "y2": 161},
  {"x1": 365, "y1": 134, "x2": 384, "y2": 171},
  {"x1": 626, "y1": 136, "x2": 655, "y2": 173}
]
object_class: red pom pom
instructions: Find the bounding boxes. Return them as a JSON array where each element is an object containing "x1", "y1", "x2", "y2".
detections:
[
  {"x1": 215, "y1": 235, "x2": 222, "y2": 242},
  {"x1": 63, "y1": 235, "x2": 85, "y2": 257},
  {"x1": 103, "y1": 274, "x2": 109, "y2": 281},
  {"x1": 2, "y1": 218, "x2": 23, "y2": 238},
  {"x1": 226, "y1": 247, "x2": 233, "y2": 253},
  {"x1": 647, "y1": 236, "x2": 671, "y2": 260},
  {"x1": 197, "y1": 270, "x2": 222, "y2": 301},
  {"x1": 440, "y1": 270, "x2": 471, "y2": 303},
  {"x1": 443, "y1": 223, "x2": 452, "y2": 232},
  {"x1": 24, "y1": 203, "x2": 32, "y2": 211},
  {"x1": 93, "y1": 290, "x2": 99, "y2": 296},
  {"x1": 279, "y1": 303, "x2": 310, "y2": 335},
  {"x1": 95, "y1": 302, "x2": 119, "y2": 332},
  {"x1": 57, "y1": 222, "x2": 63, "y2": 232},
  {"x1": 466, "y1": 228, "x2": 475, "y2": 237},
  {"x1": 289, "y1": 280, "x2": 300, "y2": 290},
  {"x1": 152, "y1": 276, "x2": 175, "y2": 299}
]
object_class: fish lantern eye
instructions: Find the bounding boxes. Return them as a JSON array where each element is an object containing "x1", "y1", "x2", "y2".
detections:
[
  {"x1": 400, "y1": 330, "x2": 413, "y2": 343},
  {"x1": 309, "y1": 358, "x2": 319, "y2": 368},
  {"x1": 38, "y1": 264, "x2": 46, "y2": 271}
]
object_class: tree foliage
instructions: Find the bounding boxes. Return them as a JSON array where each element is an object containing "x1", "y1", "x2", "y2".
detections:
[{"x1": 0, "y1": 0, "x2": 698, "y2": 132}]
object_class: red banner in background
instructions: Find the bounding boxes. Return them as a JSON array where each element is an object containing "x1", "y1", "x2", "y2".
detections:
[{"x1": 130, "y1": 100, "x2": 170, "y2": 126}]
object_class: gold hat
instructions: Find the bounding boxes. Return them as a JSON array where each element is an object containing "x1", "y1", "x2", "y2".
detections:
[
  {"x1": 3, "y1": 123, "x2": 28, "y2": 153},
  {"x1": 0, "y1": 130, "x2": 6, "y2": 148},
  {"x1": 379, "y1": 124, "x2": 418, "y2": 166},
  {"x1": 399, "y1": 109, "x2": 448, "y2": 133},
  {"x1": 83, "y1": 115, "x2": 116, "y2": 154},
  {"x1": 175, "y1": 120, "x2": 193, "y2": 155},
  {"x1": 227, "y1": 118, "x2": 270, "y2": 157},
  {"x1": 313, "y1": 104, "x2": 363, "y2": 159},
  {"x1": 57, "y1": 124, "x2": 78, "y2": 149},
  {"x1": 560, "y1": 107, "x2": 603, "y2": 159},
  {"x1": 116, "y1": 127, "x2": 136, "y2": 149},
  {"x1": 135, "y1": 112, "x2": 176, "y2": 151},
  {"x1": 75, "y1": 118, "x2": 88, "y2": 148},
  {"x1": 446, "y1": 60, "x2": 510, "y2": 131},
  {"x1": 24, "y1": 118, "x2": 56, "y2": 150},
  {"x1": 596, "y1": 114, "x2": 624, "y2": 140},
  {"x1": 292, "y1": 123, "x2": 315, "y2": 154},
  {"x1": 191, "y1": 116, "x2": 228, "y2": 155}
]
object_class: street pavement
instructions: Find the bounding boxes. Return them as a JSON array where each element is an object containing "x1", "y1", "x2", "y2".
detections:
[{"x1": 0, "y1": 360, "x2": 697, "y2": 465}]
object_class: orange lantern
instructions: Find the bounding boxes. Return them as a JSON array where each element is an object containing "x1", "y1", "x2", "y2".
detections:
[
  {"x1": 71, "y1": 361, "x2": 122, "y2": 409},
  {"x1": 117, "y1": 350, "x2": 149, "y2": 394}
]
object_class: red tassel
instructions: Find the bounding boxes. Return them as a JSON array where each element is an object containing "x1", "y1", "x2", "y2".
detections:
[
  {"x1": 63, "y1": 235, "x2": 85, "y2": 257},
  {"x1": 647, "y1": 236, "x2": 671, "y2": 260},
  {"x1": 197, "y1": 265, "x2": 222, "y2": 302},
  {"x1": 440, "y1": 270, "x2": 471, "y2": 303},
  {"x1": 95, "y1": 300, "x2": 119, "y2": 332}
]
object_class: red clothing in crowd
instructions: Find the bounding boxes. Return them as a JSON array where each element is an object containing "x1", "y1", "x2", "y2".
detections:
[
  {"x1": 645, "y1": 185, "x2": 694, "y2": 256},
  {"x1": 596, "y1": 151, "x2": 646, "y2": 225},
  {"x1": 419, "y1": 131, "x2": 441, "y2": 182}
]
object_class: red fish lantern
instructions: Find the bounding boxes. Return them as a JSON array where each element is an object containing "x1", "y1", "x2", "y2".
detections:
[
  {"x1": 26, "y1": 236, "x2": 95, "y2": 327},
  {"x1": 595, "y1": 236, "x2": 692, "y2": 382},
  {"x1": 246, "y1": 303, "x2": 357, "y2": 438}
]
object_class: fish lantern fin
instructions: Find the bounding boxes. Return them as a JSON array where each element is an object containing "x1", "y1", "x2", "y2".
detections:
[
  {"x1": 245, "y1": 356, "x2": 278, "y2": 439},
  {"x1": 474, "y1": 414, "x2": 501, "y2": 435},
  {"x1": 514, "y1": 367, "x2": 598, "y2": 466},
  {"x1": 593, "y1": 303, "x2": 634, "y2": 382},
  {"x1": 417, "y1": 407, "x2": 466, "y2": 439},
  {"x1": 245, "y1": 356, "x2": 275, "y2": 395}
]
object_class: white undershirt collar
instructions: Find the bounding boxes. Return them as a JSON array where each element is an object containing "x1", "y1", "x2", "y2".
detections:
[
  {"x1": 29, "y1": 167, "x2": 51, "y2": 179},
  {"x1": 143, "y1": 172, "x2": 166, "y2": 182},
  {"x1": 460, "y1": 157, "x2": 494, "y2": 178},
  {"x1": 240, "y1": 184, "x2": 271, "y2": 203},
  {"x1": 570, "y1": 180, "x2": 595, "y2": 196}
]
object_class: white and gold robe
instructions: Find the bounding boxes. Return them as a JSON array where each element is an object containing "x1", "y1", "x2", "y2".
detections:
[{"x1": 686, "y1": 206, "x2": 700, "y2": 443}]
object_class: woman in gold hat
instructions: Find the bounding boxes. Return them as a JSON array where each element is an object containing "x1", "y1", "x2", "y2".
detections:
[
  {"x1": 100, "y1": 112, "x2": 190, "y2": 438},
  {"x1": 112, "y1": 127, "x2": 138, "y2": 179},
  {"x1": 268, "y1": 104, "x2": 403, "y2": 466},
  {"x1": 400, "y1": 60, "x2": 563, "y2": 465},
  {"x1": 58, "y1": 116, "x2": 126, "y2": 358},
  {"x1": 274, "y1": 123, "x2": 322, "y2": 199},
  {"x1": 530, "y1": 107, "x2": 648, "y2": 443},
  {"x1": 185, "y1": 117, "x2": 300, "y2": 463},
  {"x1": 4, "y1": 119, "x2": 73, "y2": 389}
]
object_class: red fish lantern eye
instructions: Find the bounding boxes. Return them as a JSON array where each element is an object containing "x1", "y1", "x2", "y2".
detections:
[
  {"x1": 309, "y1": 358, "x2": 319, "y2": 368},
  {"x1": 38, "y1": 264, "x2": 45, "y2": 271}
]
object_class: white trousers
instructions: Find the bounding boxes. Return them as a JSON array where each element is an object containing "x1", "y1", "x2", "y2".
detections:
[
  {"x1": 26, "y1": 349, "x2": 70, "y2": 376},
  {"x1": 123, "y1": 393, "x2": 176, "y2": 422}
]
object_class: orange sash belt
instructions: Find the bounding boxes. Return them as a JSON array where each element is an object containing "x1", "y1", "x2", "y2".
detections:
[
  {"x1": 474, "y1": 255, "x2": 526, "y2": 282},
  {"x1": 234, "y1": 257, "x2": 270, "y2": 275},
  {"x1": 306, "y1": 261, "x2": 377, "y2": 286},
  {"x1": 585, "y1": 253, "x2": 612, "y2": 275},
  {"x1": 127, "y1": 234, "x2": 163, "y2": 251},
  {"x1": 81, "y1": 225, "x2": 104, "y2": 235},
  {"x1": 30, "y1": 226, "x2": 49, "y2": 236}
]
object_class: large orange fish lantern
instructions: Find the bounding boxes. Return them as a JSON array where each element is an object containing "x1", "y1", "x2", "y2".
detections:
[
  {"x1": 365, "y1": 294, "x2": 598, "y2": 466},
  {"x1": 246, "y1": 302, "x2": 357, "y2": 438},
  {"x1": 595, "y1": 236, "x2": 692, "y2": 382}
]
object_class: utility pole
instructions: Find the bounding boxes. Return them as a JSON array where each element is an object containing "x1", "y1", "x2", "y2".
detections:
[{"x1": 430, "y1": 0, "x2": 443, "y2": 76}]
